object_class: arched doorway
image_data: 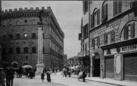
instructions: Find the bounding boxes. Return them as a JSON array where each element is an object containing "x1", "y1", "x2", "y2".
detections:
[
  {"x1": 93, "y1": 53, "x2": 100, "y2": 77},
  {"x1": 12, "y1": 61, "x2": 18, "y2": 68}
]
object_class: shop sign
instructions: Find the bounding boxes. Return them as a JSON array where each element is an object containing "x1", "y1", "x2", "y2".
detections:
[{"x1": 121, "y1": 44, "x2": 137, "y2": 52}]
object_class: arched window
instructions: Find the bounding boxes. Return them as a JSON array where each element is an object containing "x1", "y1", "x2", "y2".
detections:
[
  {"x1": 16, "y1": 34, "x2": 20, "y2": 39},
  {"x1": 16, "y1": 47, "x2": 20, "y2": 53},
  {"x1": 2, "y1": 48, "x2": 6, "y2": 54},
  {"x1": 121, "y1": 21, "x2": 135, "y2": 40},
  {"x1": 2, "y1": 35, "x2": 6, "y2": 41},
  {"x1": 12, "y1": 62, "x2": 18, "y2": 68},
  {"x1": 32, "y1": 47, "x2": 36, "y2": 53},
  {"x1": 102, "y1": 1, "x2": 108, "y2": 23},
  {"x1": 9, "y1": 47, "x2": 13, "y2": 53},
  {"x1": 9, "y1": 34, "x2": 13, "y2": 39},
  {"x1": 92, "y1": 8, "x2": 100, "y2": 27},
  {"x1": 32, "y1": 33, "x2": 36, "y2": 39},
  {"x1": 24, "y1": 47, "x2": 28, "y2": 53}
]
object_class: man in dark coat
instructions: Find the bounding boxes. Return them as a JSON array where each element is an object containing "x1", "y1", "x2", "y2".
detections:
[
  {"x1": 0, "y1": 68, "x2": 5, "y2": 86},
  {"x1": 46, "y1": 69, "x2": 51, "y2": 82},
  {"x1": 9, "y1": 69, "x2": 14, "y2": 86},
  {"x1": 82, "y1": 70, "x2": 87, "y2": 82}
]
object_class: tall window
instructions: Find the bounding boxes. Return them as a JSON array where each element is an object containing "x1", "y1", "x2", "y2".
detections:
[
  {"x1": 32, "y1": 47, "x2": 36, "y2": 53},
  {"x1": 2, "y1": 35, "x2": 6, "y2": 41},
  {"x1": 92, "y1": 36, "x2": 100, "y2": 49},
  {"x1": 2, "y1": 48, "x2": 6, "y2": 54},
  {"x1": 16, "y1": 34, "x2": 20, "y2": 39},
  {"x1": 123, "y1": 22, "x2": 135, "y2": 40},
  {"x1": 102, "y1": 1, "x2": 108, "y2": 23},
  {"x1": 9, "y1": 34, "x2": 13, "y2": 39},
  {"x1": 26, "y1": 56, "x2": 28, "y2": 60},
  {"x1": 24, "y1": 47, "x2": 28, "y2": 53},
  {"x1": 92, "y1": 8, "x2": 100, "y2": 27},
  {"x1": 83, "y1": 1, "x2": 88, "y2": 14},
  {"x1": 93, "y1": 9, "x2": 98, "y2": 27},
  {"x1": 16, "y1": 47, "x2": 20, "y2": 53},
  {"x1": 9, "y1": 47, "x2": 13, "y2": 54},
  {"x1": 32, "y1": 33, "x2": 36, "y2": 39},
  {"x1": 84, "y1": 24, "x2": 88, "y2": 39},
  {"x1": 104, "y1": 31, "x2": 115, "y2": 45},
  {"x1": 113, "y1": 1, "x2": 122, "y2": 16}
]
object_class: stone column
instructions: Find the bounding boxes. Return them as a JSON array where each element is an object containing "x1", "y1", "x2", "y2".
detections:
[{"x1": 35, "y1": 22, "x2": 44, "y2": 75}]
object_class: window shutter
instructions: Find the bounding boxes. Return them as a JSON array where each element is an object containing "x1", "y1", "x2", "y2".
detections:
[
  {"x1": 104, "y1": 5, "x2": 106, "y2": 19},
  {"x1": 106, "y1": 4, "x2": 108, "y2": 17},
  {"x1": 119, "y1": 1, "x2": 122, "y2": 13},
  {"x1": 97, "y1": 36, "x2": 100, "y2": 47},
  {"x1": 91, "y1": 14, "x2": 93, "y2": 28},
  {"x1": 124, "y1": 26, "x2": 128, "y2": 40},
  {"x1": 97, "y1": 9, "x2": 100, "y2": 25},
  {"x1": 111, "y1": 31, "x2": 115, "y2": 43},
  {"x1": 104, "y1": 33, "x2": 108, "y2": 44},
  {"x1": 102, "y1": 6, "x2": 104, "y2": 20},
  {"x1": 113, "y1": 1, "x2": 116, "y2": 16},
  {"x1": 131, "y1": 23, "x2": 135, "y2": 38},
  {"x1": 92, "y1": 38, "x2": 95, "y2": 49}
]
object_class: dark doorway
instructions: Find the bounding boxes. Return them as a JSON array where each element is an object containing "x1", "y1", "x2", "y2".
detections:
[{"x1": 93, "y1": 58, "x2": 100, "y2": 77}]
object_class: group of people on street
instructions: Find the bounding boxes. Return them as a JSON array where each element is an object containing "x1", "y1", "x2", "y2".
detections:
[
  {"x1": 0, "y1": 67, "x2": 15, "y2": 86},
  {"x1": 62, "y1": 66, "x2": 88, "y2": 82},
  {"x1": 62, "y1": 67, "x2": 71, "y2": 77},
  {"x1": 41, "y1": 69, "x2": 52, "y2": 82}
]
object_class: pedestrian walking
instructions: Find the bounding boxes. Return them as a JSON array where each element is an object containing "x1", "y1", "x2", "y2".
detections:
[
  {"x1": 82, "y1": 70, "x2": 87, "y2": 82},
  {"x1": 9, "y1": 69, "x2": 15, "y2": 86},
  {"x1": 5, "y1": 68, "x2": 10, "y2": 86},
  {"x1": 0, "y1": 68, "x2": 6, "y2": 86},
  {"x1": 46, "y1": 69, "x2": 51, "y2": 82},
  {"x1": 41, "y1": 72, "x2": 45, "y2": 82}
]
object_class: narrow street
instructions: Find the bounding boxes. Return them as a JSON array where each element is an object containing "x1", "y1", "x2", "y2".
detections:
[{"x1": 13, "y1": 72, "x2": 123, "y2": 86}]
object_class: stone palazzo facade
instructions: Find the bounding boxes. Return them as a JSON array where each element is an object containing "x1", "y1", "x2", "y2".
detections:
[
  {"x1": 0, "y1": 6, "x2": 64, "y2": 70},
  {"x1": 79, "y1": 0, "x2": 137, "y2": 81}
]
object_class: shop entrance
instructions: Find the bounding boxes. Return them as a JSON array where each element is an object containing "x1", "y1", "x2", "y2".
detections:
[{"x1": 93, "y1": 54, "x2": 100, "y2": 77}]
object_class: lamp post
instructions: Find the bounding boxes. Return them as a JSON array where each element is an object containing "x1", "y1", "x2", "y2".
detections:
[{"x1": 35, "y1": 10, "x2": 44, "y2": 75}]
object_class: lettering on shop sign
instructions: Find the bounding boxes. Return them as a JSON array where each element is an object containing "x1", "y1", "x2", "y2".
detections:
[{"x1": 121, "y1": 44, "x2": 137, "y2": 52}]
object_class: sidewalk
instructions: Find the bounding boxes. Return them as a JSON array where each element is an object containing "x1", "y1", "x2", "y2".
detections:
[{"x1": 71, "y1": 74, "x2": 137, "y2": 86}]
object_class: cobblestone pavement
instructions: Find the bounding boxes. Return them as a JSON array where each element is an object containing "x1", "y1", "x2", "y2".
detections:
[{"x1": 13, "y1": 72, "x2": 124, "y2": 86}]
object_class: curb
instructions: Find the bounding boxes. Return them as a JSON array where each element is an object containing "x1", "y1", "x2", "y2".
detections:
[{"x1": 71, "y1": 76, "x2": 125, "y2": 86}]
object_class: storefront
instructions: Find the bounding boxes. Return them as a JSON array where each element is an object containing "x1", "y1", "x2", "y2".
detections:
[
  {"x1": 101, "y1": 38, "x2": 137, "y2": 81},
  {"x1": 105, "y1": 55, "x2": 114, "y2": 78}
]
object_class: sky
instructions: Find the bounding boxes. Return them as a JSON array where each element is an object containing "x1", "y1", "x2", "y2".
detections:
[{"x1": 2, "y1": 1, "x2": 83, "y2": 58}]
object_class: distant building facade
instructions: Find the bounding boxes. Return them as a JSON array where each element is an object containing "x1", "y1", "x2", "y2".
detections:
[
  {"x1": 63, "y1": 54, "x2": 67, "y2": 67},
  {"x1": 79, "y1": 0, "x2": 137, "y2": 81},
  {"x1": 0, "y1": 6, "x2": 64, "y2": 70}
]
